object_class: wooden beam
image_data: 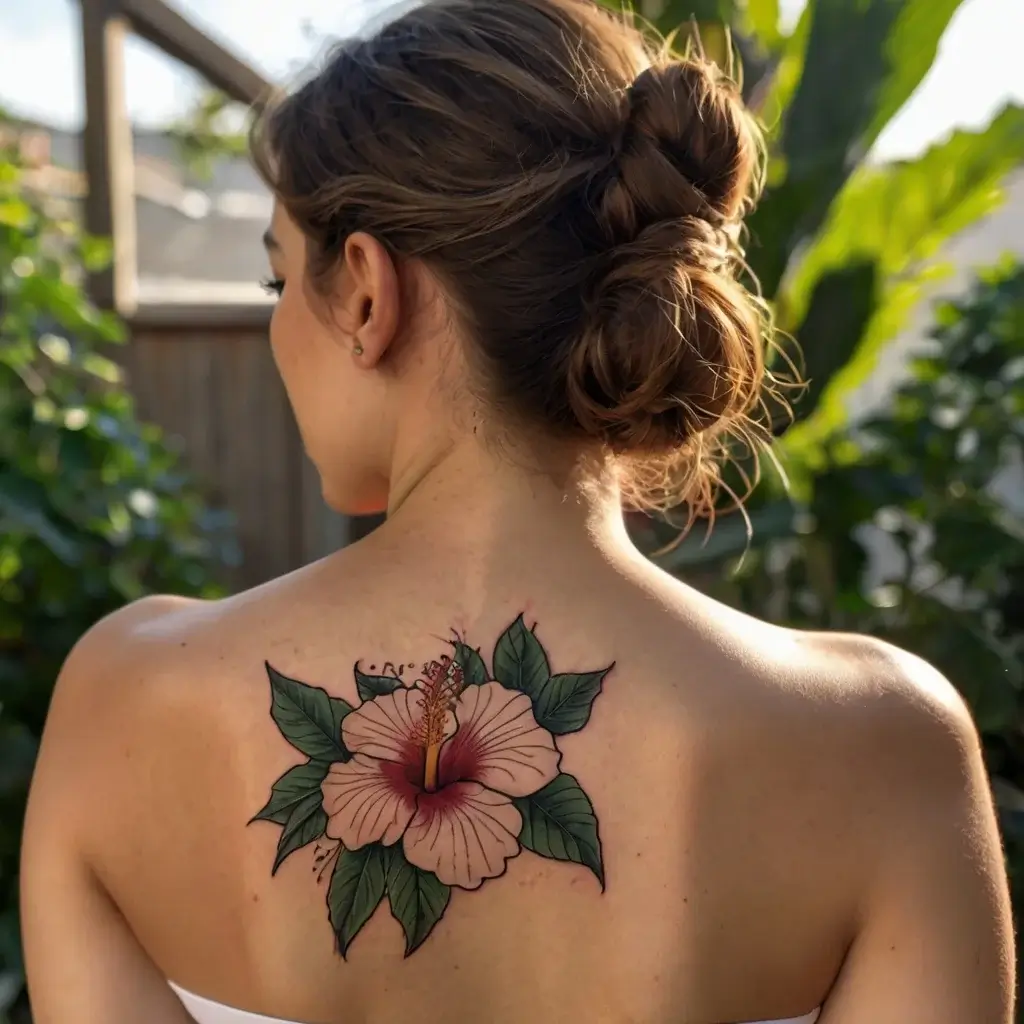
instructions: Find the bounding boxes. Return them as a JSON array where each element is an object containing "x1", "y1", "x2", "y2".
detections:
[
  {"x1": 80, "y1": 0, "x2": 137, "y2": 315},
  {"x1": 119, "y1": 0, "x2": 273, "y2": 107},
  {"x1": 129, "y1": 302, "x2": 272, "y2": 331}
]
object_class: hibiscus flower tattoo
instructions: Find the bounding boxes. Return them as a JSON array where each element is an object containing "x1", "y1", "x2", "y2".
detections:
[{"x1": 251, "y1": 615, "x2": 610, "y2": 957}]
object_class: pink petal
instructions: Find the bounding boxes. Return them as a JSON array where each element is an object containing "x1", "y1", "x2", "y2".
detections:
[
  {"x1": 441, "y1": 682, "x2": 561, "y2": 797},
  {"x1": 342, "y1": 687, "x2": 436, "y2": 762},
  {"x1": 321, "y1": 754, "x2": 417, "y2": 849},
  {"x1": 402, "y1": 783, "x2": 522, "y2": 889}
]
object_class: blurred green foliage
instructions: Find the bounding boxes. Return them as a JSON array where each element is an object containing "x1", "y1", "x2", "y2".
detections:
[{"x1": 0, "y1": 133, "x2": 235, "y2": 1021}]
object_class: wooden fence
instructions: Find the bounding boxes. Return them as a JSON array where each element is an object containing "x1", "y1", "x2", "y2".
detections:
[
  {"x1": 75, "y1": 0, "x2": 377, "y2": 588},
  {"x1": 125, "y1": 310, "x2": 357, "y2": 588}
]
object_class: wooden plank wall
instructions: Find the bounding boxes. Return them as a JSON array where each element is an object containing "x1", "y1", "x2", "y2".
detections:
[{"x1": 123, "y1": 318, "x2": 354, "y2": 589}]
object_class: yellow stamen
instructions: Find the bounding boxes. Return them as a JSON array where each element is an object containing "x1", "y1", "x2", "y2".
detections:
[{"x1": 424, "y1": 741, "x2": 442, "y2": 793}]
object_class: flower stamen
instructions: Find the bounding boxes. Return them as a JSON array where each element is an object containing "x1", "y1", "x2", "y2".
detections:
[{"x1": 416, "y1": 655, "x2": 465, "y2": 792}]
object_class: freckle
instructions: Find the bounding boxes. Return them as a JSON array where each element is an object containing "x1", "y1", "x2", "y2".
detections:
[
  {"x1": 683, "y1": 897, "x2": 688, "y2": 904},
  {"x1": 635, "y1": 851, "x2": 642, "y2": 858},
  {"x1": 252, "y1": 893, "x2": 260, "y2": 903},
  {"x1": 180, "y1": 642, "x2": 187, "y2": 648}
]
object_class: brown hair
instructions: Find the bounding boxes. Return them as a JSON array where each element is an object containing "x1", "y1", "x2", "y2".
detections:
[{"x1": 252, "y1": 0, "x2": 770, "y2": 513}]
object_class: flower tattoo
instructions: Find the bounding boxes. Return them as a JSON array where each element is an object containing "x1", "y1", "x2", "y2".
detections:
[{"x1": 251, "y1": 615, "x2": 611, "y2": 957}]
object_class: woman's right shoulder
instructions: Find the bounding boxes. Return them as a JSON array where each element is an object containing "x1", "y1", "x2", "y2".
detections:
[{"x1": 54, "y1": 593, "x2": 216, "y2": 695}]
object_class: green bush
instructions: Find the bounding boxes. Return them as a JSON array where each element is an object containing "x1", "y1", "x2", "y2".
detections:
[{"x1": 0, "y1": 134, "x2": 235, "y2": 1020}]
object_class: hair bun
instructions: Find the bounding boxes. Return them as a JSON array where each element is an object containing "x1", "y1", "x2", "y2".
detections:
[{"x1": 565, "y1": 55, "x2": 765, "y2": 486}]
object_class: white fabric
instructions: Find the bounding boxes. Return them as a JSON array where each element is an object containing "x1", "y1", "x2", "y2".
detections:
[{"x1": 170, "y1": 981, "x2": 821, "y2": 1024}]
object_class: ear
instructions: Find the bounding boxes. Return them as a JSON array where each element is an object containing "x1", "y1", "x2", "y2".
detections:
[{"x1": 341, "y1": 232, "x2": 401, "y2": 366}]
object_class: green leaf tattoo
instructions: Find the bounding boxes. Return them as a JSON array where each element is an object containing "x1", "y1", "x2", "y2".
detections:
[
  {"x1": 251, "y1": 760, "x2": 331, "y2": 826},
  {"x1": 266, "y1": 663, "x2": 351, "y2": 763},
  {"x1": 253, "y1": 615, "x2": 610, "y2": 958},
  {"x1": 515, "y1": 773, "x2": 604, "y2": 889},
  {"x1": 328, "y1": 845, "x2": 388, "y2": 957},
  {"x1": 273, "y1": 792, "x2": 328, "y2": 875},
  {"x1": 493, "y1": 614, "x2": 550, "y2": 700},
  {"x1": 354, "y1": 663, "x2": 403, "y2": 703},
  {"x1": 533, "y1": 667, "x2": 613, "y2": 735},
  {"x1": 452, "y1": 642, "x2": 488, "y2": 685},
  {"x1": 385, "y1": 846, "x2": 452, "y2": 955}
]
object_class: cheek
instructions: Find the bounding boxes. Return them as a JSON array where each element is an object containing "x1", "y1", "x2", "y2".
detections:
[
  {"x1": 268, "y1": 289, "x2": 311, "y2": 385},
  {"x1": 267, "y1": 290, "x2": 390, "y2": 512}
]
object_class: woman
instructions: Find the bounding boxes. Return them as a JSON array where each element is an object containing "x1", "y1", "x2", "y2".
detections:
[{"x1": 21, "y1": 0, "x2": 1013, "y2": 1021}]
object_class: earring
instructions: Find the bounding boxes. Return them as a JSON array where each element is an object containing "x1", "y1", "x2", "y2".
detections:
[{"x1": 353, "y1": 342, "x2": 364, "y2": 356}]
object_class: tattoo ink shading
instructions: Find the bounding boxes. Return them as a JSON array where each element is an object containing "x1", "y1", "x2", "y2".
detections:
[{"x1": 250, "y1": 614, "x2": 611, "y2": 957}]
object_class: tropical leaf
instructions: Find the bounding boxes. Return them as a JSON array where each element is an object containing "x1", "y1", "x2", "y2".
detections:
[
  {"x1": 515, "y1": 774, "x2": 604, "y2": 888},
  {"x1": 328, "y1": 844, "x2": 388, "y2": 957},
  {"x1": 354, "y1": 664, "x2": 402, "y2": 702},
  {"x1": 786, "y1": 105, "x2": 1024, "y2": 329},
  {"x1": 453, "y1": 642, "x2": 489, "y2": 685},
  {"x1": 533, "y1": 668, "x2": 613, "y2": 735},
  {"x1": 750, "y1": 0, "x2": 968, "y2": 294},
  {"x1": 596, "y1": 0, "x2": 733, "y2": 29},
  {"x1": 659, "y1": 0, "x2": 736, "y2": 27},
  {"x1": 782, "y1": 105, "x2": 1024, "y2": 442},
  {"x1": 742, "y1": 0, "x2": 782, "y2": 51},
  {"x1": 493, "y1": 615, "x2": 551, "y2": 702},
  {"x1": 266, "y1": 663, "x2": 351, "y2": 763},
  {"x1": 272, "y1": 792, "x2": 327, "y2": 875},
  {"x1": 251, "y1": 760, "x2": 330, "y2": 826},
  {"x1": 385, "y1": 846, "x2": 451, "y2": 955},
  {"x1": 787, "y1": 261, "x2": 879, "y2": 426}
]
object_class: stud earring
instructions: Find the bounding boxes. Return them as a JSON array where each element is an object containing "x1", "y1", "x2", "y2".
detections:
[{"x1": 353, "y1": 342, "x2": 364, "y2": 356}]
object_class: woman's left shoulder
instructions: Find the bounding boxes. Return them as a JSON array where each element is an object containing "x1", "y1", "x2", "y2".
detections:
[{"x1": 795, "y1": 628, "x2": 983, "y2": 793}]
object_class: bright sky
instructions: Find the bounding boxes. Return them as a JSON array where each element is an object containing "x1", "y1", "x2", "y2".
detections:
[{"x1": 0, "y1": 0, "x2": 1021, "y2": 161}]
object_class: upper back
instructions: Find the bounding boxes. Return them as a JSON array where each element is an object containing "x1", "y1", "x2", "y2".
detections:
[{"x1": 55, "y1": 527, "x2": 928, "y2": 1024}]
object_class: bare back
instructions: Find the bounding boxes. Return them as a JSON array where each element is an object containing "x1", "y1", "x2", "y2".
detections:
[{"x1": 23, "y1": 514, "x2": 1011, "y2": 1023}]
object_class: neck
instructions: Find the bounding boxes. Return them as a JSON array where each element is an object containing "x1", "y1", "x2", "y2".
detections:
[{"x1": 379, "y1": 429, "x2": 633, "y2": 564}]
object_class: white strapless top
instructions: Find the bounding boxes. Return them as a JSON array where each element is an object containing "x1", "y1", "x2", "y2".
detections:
[{"x1": 170, "y1": 982, "x2": 821, "y2": 1024}]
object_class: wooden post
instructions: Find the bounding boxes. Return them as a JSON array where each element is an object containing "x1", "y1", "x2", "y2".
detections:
[
  {"x1": 121, "y1": 0, "x2": 274, "y2": 106},
  {"x1": 80, "y1": 0, "x2": 137, "y2": 315}
]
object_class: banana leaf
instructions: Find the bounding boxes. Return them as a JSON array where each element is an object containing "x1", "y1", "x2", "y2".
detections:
[
  {"x1": 749, "y1": 0, "x2": 967, "y2": 296},
  {"x1": 784, "y1": 104, "x2": 1024, "y2": 438}
]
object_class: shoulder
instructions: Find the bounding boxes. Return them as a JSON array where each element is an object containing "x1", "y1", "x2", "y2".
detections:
[
  {"x1": 48, "y1": 594, "x2": 218, "y2": 714},
  {"x1": 804, "y1": 630, "x2": 979, "y2": 760},
  {"x1": 33, "y1": 593, "x2": 234, "y2": 805},
  {"x1": 787, "y1": 629, "x2": 988, "y2": 835},
  {"x1": 714, "y1": 617, "x2": 987, "y2": 832}
]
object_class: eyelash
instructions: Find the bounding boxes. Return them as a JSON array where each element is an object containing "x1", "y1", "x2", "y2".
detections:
[{"x1": 261, "y1": 277, "x2": 285, "y2": 297}]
